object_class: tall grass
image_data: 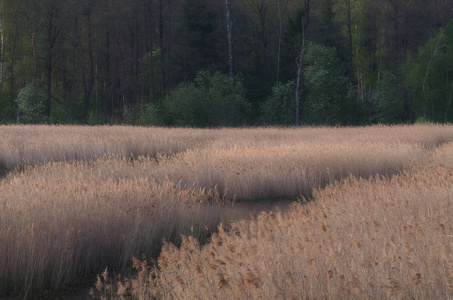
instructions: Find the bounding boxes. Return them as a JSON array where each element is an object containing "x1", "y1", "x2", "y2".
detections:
[
  {"x1": 0, "y1": 167, "x2": 225, "y2": 297},
  {"x1": 1, "y1": 125, "x2": 453, "y2": 298},
  {"x1": 114, "y1": 142, "x2": 453, "y2": 299},
  {"x1": 0, "y1": 125, "x2": 216, "y2": 172},
  {"x1": 1, "y1": 125, "x2": 452, "y2": 173}
]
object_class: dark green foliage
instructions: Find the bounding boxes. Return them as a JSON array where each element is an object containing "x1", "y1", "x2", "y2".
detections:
[
  {"x1": 260, "y1": 80, "x2": 296, "y2": 125},
  {"x1": 0, "y1": 91, "x2": 15, "y2": 124},
  {"x1": 405, "y1": 19, "x2": 453, "y2": 123},
  {"x1": 174, "y1": 0, "x2": 221, "y2": 81},
  {"x1": 304, "y1": 42, "x2": 351, "y2": 125},
  {"x1": 164, "y1": 81, "x2": 208, "y2": 127},
  {"x1": 48, "y1": 94, "x2": 84, "y2": 125},
  {"x1": 0, "y1": 0, "x2": 451, "y2": 126},
  {"x1": 49, "y1": 105, "x2": 76, "y2": 125},
  {"x1": 140, "y1": 101, "x2": 168, "y2": 126},
  {"x1": 372, "y1": 71, "x2": 405, "y2": 124},
  {"x1": 142, "y1": 71, "x2": 250, "y2": 127},
  {"x1": 15, "y1": 81, "x2": 48, "y2": 124}
]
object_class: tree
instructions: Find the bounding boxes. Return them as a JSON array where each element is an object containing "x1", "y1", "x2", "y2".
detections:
[
  {"x1": 158, "y1": 0, "x2": 168, "y2": 94},
  {"x1": 152, "y1": 70, "x2": 250, "y2": 127},
  {"x1": 240, "y1": 0, "x2": 278, "y2": 86},
  {"x1": 75, "y1": 0, "x2": 97, "y2": 124},
  {"x1": 276, "y1": 0, "x2": 289, "y2": 82},
  {"x1": 261, "y1": 80, "x2": 295, "y2": 125},
  {"x1": 2, "y1": 0, "x2": 23, "y2": 121},
  {"x1": 288, "y1": 3, "x2": 310, "y2": 126},
  {"x1": 0, "y1": 0, "x2": 451, "y2": 125},
  {"x1": 225, "y1": 0, "x2": 234, "y2": 79},
  {"x1": 304, "y1": 42, "x2": 351, "y2": 125},
  {"x1": 295, "y1": 10, "x2": 307, "y2": 126},
  {"x1": 405, "y1": 20, "x2": 453, "y2": 123},
  {"x1": 372, "y1": 70, "x2": 405, "y2": 124},
  {"x1": 15, "y1": 80, "x2": 47, "y2": 124},
  {"x1": 175, "y1": 0, "x2": 221, "y2": 81}
]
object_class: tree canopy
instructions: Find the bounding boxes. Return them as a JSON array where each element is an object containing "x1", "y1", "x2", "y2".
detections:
[{"x1": 0, "y1": 0, "x2": 452, "y2": 126}]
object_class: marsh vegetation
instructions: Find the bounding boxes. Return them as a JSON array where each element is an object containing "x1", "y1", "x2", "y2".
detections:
[{"x1": 0, "y1": 125, "x2": 452, "y2": 299}]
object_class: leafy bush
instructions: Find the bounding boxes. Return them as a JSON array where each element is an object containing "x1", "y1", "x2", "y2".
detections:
[
  {"x1": 165, "y1": 81, "x2": 209, "y2": 127},
  {"x1": 140, "y1": 101, "x2": 169, "y2": 126},
  {"x1": 149, "y1": 70, "x2": 251, "y2": 127},
  {"x1": 304, "y1": 42, "x2": 351, "y2": 125},
  {"x1": 260, "y1": 80, "x2": 296, "y2": 125},
  {"x1": 197, "y1": 71, "x2": 251, "y2": 127},
  {"x1": 372, "y1": 70, "x2": 405, "y2": 124},
  {"x1": 49, "y1": 104, "x2": 80, "y2": 125},
  {"x1": 0, "y1": 91, "x2": 14, "y2": 124},
  {"x1": 15, "y1": 81, "x2": 47, "y2": 124}
]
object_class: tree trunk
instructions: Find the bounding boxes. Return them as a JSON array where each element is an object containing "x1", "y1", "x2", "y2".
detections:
[
  {"x1": 159, "y1": 0, "x2": 167, "y2": 95},
  {"x1": 104, "y1": 21, "x2": 111, "y2": 123},
  {"x1": 0, "y1": 15, "x2": 4, "y2": 92},
  {"x1": 345, "y1": 0, "x2": 353, "y2": 63},
  {"x1": 355, "y1": 22, "x2": 364, "y2": 100},
  {"x1": 276, "y1": 0, "x2": 288, "y2": 82},
  {"x1": 367, "y1": 87, "x2": 372, "y2": 124},
  {"x1": 445, "y1": 80, "x2": 453, "y2": 124},
  {"x1": 276, "y1": 0, "x2": 284, "y2": 82},
  {"x1": 147, "y1": 0, "x2": 156, "y2": 102},
  {"x1": 295, "y1": 1, "x2": 310, "y2": 126},
  {"x1": 9, "y1": 9, "x2": 19, "y2": 119},
  {"x1": 225, "y1": 0, "x2": 234, "y2": 80},
  {"x1": 422, "y1": 34, "x2": 443, "y2": 122},
  {"x1": 295, "y1": 20, "x2": 307, "y2": 126},
  {"x1": 46, "y1": 8, "x2": 54, "y2": 119},
  {"x1": 344, "y1": 0, "x2": 356, "y2": 124},
  {"x1": 304, "y1": 0, "x2": 310, "y2": 30},
  {"x1": 83, "y1": 4, "x2": 95, "y2": 124}
]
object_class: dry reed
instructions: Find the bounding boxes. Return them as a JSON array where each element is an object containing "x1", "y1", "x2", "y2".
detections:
[
  {"x1": 1, "y1": 124, "x2": 453, "y2": 298},
  {"x1": 127, "y1": 142, "x2": 453, "y2": 299}
]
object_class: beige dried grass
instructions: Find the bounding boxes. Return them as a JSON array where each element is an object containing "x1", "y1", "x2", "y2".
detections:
[
  {"x1": 143, "y1": 142, "x2": 453, "y2": 299},
  {"x1": 1, "y1": 124, "x2": 453, "y2": 298}
]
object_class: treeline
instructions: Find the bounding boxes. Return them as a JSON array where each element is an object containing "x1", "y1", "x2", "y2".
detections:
[{"x1": 0, "y1": 0, "x2": 452, "y2": 126}]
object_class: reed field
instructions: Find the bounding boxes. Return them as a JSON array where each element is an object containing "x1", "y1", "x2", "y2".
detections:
[
  {"x1": 117, "y1": 141, "x2": 453, "y2": 300},
  {"x1": 0, "y1": 125, "x2": 452, "y2": 299}
]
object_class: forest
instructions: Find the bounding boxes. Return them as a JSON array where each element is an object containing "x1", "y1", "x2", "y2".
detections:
[{"x1": 0, "y1": 0, "x2": 452, "y2": 126}]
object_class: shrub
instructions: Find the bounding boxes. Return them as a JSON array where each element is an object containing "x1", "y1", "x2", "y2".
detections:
[
  {"x1": 159, "y1": 70, "x2": 251, "y2": 127},
  {"x1": 0, "y1": 91, "x2": 15, "y2": 124},
  {"x1": 140, "y1": 102, "x2": 167, "y2": 126},
  {"x1": 260, "y1": 80, "x2": 296, "y2": 125},
  {"x1": 15, "y1": 81, "x2": 47, "y2": 124},
  {"x1": 372, "y1": 70, "x2": 405, "y2": 124},
  {"x1": 304, "y1": 42, "x2": 351, "y2": 125}
]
